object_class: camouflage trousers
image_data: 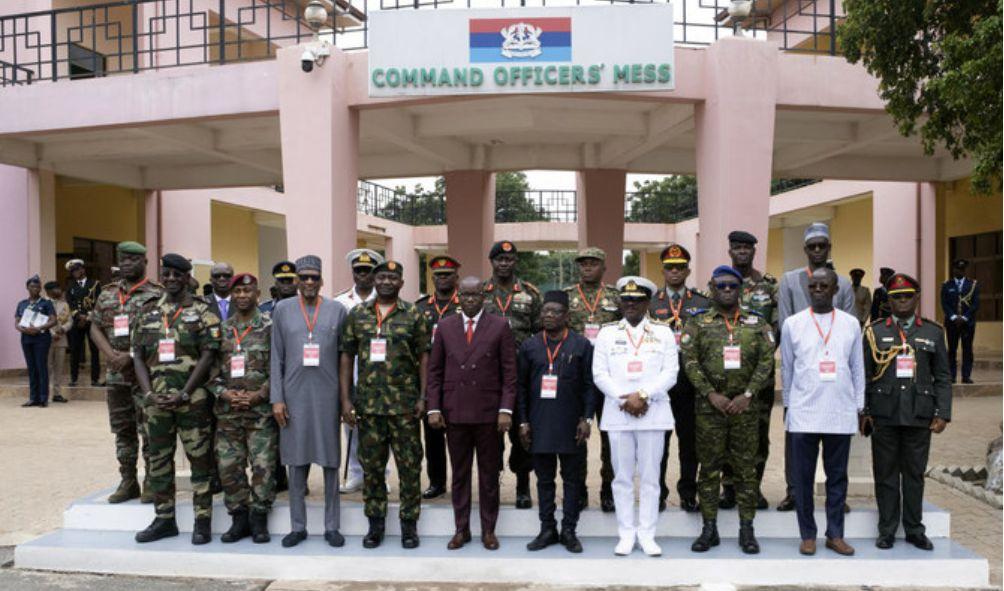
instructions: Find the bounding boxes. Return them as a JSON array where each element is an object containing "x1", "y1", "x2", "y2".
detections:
[
  {"x1": 144, "y1": 388, "x2": 215, "y2": 520},
  {"x1": 357, "y1": 413, "x2": 422, "y2": 521},
  {"x1": 107, "y1": 383, "x2": 149, "y2": 479},
  {"x1": 722, "y1": 383, "x2": 774, "y2": 487},
  {"x1": 214, "y1": 406, "x2": 278, "y2": 514},
  {"x1": 696, "y1": 409, "x2": 759, "y2": 522}
]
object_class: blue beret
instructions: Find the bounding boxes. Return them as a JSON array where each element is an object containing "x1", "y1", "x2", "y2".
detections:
[{"x1": 711, "y1": 265, "x2": 743, "y2": 283}]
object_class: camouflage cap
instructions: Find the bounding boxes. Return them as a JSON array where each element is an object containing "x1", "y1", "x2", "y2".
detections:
[{"x1": 574, "y1": 247, "x2": 606, "y2": 262}]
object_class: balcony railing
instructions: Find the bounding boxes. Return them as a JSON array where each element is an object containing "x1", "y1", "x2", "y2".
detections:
[{"x1": 1, "y1": 0, "x2": 845, "y2": 86}]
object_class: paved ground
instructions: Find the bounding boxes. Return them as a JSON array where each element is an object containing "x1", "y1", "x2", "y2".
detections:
[{"x1": 1, "y1": 391, "x2": 1000, "y2": 590}]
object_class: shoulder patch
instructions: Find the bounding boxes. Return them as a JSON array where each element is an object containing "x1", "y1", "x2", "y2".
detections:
[{"x1": 521, "y1": 281, "x2": 541, "y2": 296}]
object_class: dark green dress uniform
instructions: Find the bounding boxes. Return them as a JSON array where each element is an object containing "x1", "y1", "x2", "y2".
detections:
[
  {"x1": 681, "y1": 304, "x2": 775, "y2": 523},
  {"x1": 90, "y1": 261, "x2": 162, "y2": 498},
  {"x1": 132, "y1": 294, "x2": 221, "y2": 520},
  {"x1": 341, "y1": 297, "x2": 430, "y2": 522},
  {"x1": 210, "y1": 307, "x2": 277, "y2": 516},
  {"x1": 415, "y1": 287, "x2": 460, "y2": 492},
  {"x1": 650, "y1": 284, "x2": 710, "y2": 507},
  {"x1": 564, "y1": 280, "x2": 620, "y2": 507},
  {"x1": 864, "y1": 303, "x2": 951, "y2": 540}
]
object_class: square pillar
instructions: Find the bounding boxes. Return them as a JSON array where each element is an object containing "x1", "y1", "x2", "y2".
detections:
[
  {"x1": 694, "y1": 37, "x2": 779, "y2": 283},
  {"x1": 28, "y1": 168, "x2": 56, "y2": 284},
  {"x1": 383, "y1": 234, "x2": 422, "y2": 302},
  {"x1": 576, "y1": 169, "x2": 627, "y2": 281},
  {"x1": 0, "y1": 165, "x2": 33, "y2": 370},
  {"x1": 279, "y1": 45, "x2": 358, "y2": 294},
  {"x1": 918, "y1": 183, "x2": 937, "y2": 319},
  {"x1": 445, "y1": 170, "x2": 495, "y2": 279},
  {"x1": 143, "y1": 190, "x2": 161, "y2": 280}
]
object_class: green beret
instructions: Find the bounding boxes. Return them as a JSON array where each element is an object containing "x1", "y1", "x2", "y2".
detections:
[{"x1": 117, "y1": 241, "x2": 147, "y2": 255}]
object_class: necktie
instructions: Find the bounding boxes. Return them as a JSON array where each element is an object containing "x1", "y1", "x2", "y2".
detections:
[
  {"x1": 219, "y1": 299, "x2": 228, "y2": 320},
  {"x1": 671, "y1": 292, "x2": 681, "y2": 303},
  {"x1": 466, "y1": 319, "x2": 474, "y2": 344}
]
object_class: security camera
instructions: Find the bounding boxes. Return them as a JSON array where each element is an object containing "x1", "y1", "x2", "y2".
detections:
[{"x1": 301, "y1": 48, "x2": 315, "y2": 73}]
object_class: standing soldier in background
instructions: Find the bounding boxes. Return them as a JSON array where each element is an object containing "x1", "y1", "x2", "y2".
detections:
[
  {"x1": 341, "y1": 261, "x2": 429, "y2": 550},
  {"x1": 564, "y1": 246, "x2": 620, "y2": 512},
  {"x1": 849, "y1": 269, "x2": 872, "y2": 326},
  {"x1": 870, "y1": 267, "x2": 896, "y2": 322},
  {"x1": 862, "y1": 273, "x2": 951, "y2": 551},
  {"x1": 211, "y1": 273, "x2": 277, "y2": 545},
  {"x1": 66, "y1": 258, "x2": 101, "y2": 387},
  {"x1": 259, "y1": 260, "x2": 299, "y2": 316},
  {"x1": 683, "y1": 265, "x2": 775, "y2": 555},
  {"x1": 132, "y1": 254, "x2": 221, "y2": 545},
  {"x1": 335, "y1": 248, "x2": 386, "y2": 493},
  {"x1": 941, "y1": 259, "x2": 980, "y2": 384},
  {"x1": 483, "y1": 240, "x2": 541, "y2": 509},
  {"x1": 89, "y1": 241, "x2": 162, "y2": 504},
  {"x1": 649, "y1": 244, "x2": 708, "y2": 513},
  {"x1": 415, "y1": 255, "x2": 462, "y2": 500},
  {"x1": 719, "y1": 231, "x2": 777, "y2": 511},
  {"x1": 44, "y1": 281, "x2": 72, "y2": 404}
]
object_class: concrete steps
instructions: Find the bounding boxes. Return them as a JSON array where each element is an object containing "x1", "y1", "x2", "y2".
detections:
[{"x1": 0, "y1": 383, "x2": 106, "y2": 401}]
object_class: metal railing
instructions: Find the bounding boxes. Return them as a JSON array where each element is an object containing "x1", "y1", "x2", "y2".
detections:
[
  {"x1": 496, "y1": 189, "x2": 577, "y2": 223},
  {"x1": 1, "y1": 0, "x2": 844, "y2": 86},
  {"x1": 357, "y1": 180, "x2": 446, "y2": 225}
]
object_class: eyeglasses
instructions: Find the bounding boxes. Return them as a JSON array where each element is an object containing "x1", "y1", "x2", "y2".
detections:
[
  {"x1": 889, "y1": 293, "x2": 916, "y2": 300},
  {"x1": 664, "y1": 263, "x2": 688, "y2": 271},
  {"x1": 297, "y1": 274, "x2": 321, "y2": 283},
  {"x1": 714, "y1": 282, "x2": 740, "y2": 291},
  {"x1": 211, "y1": 273, "x2": 233, "y2": 279}
]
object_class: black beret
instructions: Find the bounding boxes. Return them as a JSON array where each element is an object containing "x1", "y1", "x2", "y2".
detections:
[
  {"x1": 161, "y1": 253, "x2": 192, "y2": 273},
  {"x1": 728, "y1": 230, "x2": 758, "y2": 245},
  {"x1": 489, "y1": 240, "x2": 517, "y2": 259},
  {"x1": 849, "y1": 268, "x2": 866, "y2": 276},
  {"x1": 43, "y1": 280, "x2": 59, "y2": 290},
  {"x1": 953, "y1": 258, "x2": 969, "y2": 269},
  {"x1": 543, "y1": 290, "x2": 569, "y2": 308}
]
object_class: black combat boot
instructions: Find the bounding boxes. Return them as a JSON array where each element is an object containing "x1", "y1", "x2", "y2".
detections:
[
  {"x1": 401, "y1": 519, "x2": 420, "y2": 549},
  {"x1": 526, "y1": 526, "x2": 559, "y2": 551},
  {"x1": 135, "y1": 517, "x2": 179, "y2": 543},
  {"x1": 250, "y1": 510, "x2": 271, "y2": 544},
  {"x1": 690, "y1": 519, "x2": 720, "y2": 552},
  {"x1": 108, "y1": 470, "x2": 141, "y2": 504},
  {"x1": 560, "y1": 527, "x2": 583, "y2": 553},
  {"x1": 221, "y1": 508, "x2": 251, "y2": 543},
  {"x1": 191, "y1": 516, "x2": 212, "y2": 545},
  {"x1": 362, "y1": 516, "x2": 385, "y2": 548},
  {"x1": 718, "y1": 485, "x2": 737, "y2": 509},
  {"x1": 739, "y1": 519, "x2": 760, "y2": 554},
  {"x1": 515, "y1": 473, "x2": 532, "y2": 509}
]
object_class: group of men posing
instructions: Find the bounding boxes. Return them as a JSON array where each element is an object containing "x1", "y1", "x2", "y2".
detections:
[{"x1": 76, "y1": 219, "x2": 954, "y2": 558}]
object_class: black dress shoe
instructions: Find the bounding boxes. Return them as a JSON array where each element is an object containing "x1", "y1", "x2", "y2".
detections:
[
  {"x1": 600, "y1": 496, "x2": 615, "y2": 513},
  {"x1": 776, "y1": 495, "x2": 796, "y2": 511},
  {"x1": 560, "y1": 528, "x2": 583, "y2": 553},
  {"x1": 38, "y1": 402, "x2": 48, "y2": 407},
  {"x1": 325, "y1": 530, "x2": 345, "y2": 547},
  {"x1": 718, "y1": 486, "x2": 737, "y2": 509},
  {"x1": 422, "y1": 485, "x2": 446, "y2": 499},
  {"x1": 526, "y1": 527, "x2": 559, "y2": 551},
  {"x1": 962, "y1": 378, "x2": 974, "y2": 384},
  {"x1": 52, "y1": 395, "x2": 68, "y2": 403},
  {"x1": 515, "y1": 490, "x2": 532, "y2": 509},
  {"x1": 680, "y1": 498, "x2": 700, "y2": 513},
  {"x1": 658, "y1": 499, "x2": 667, "y2": 513},
  {"x1": 905, "y1": 533, "x2": 934, "y2": 550},
  {"x1": 756, "y1": 494, "x2": 769, "y2": 510},
  {"x1": 135, "y1": 517, "x2": 179, "y2": 543},
  {"x1": 875, "y1": 535, "x2": 895, "y2": 549},
  {"x1": 282, "y1": 530, "x2": 307, "y2": 548},
  {"x1": 21, "y1": 401, "x2": 39, "y2": 407},
  {"x1": 843, "y1": 502, "x2": 851, "y2": 513},
  {"x1": 68, "y1": 381, "x2": 78, "y2": 388}
]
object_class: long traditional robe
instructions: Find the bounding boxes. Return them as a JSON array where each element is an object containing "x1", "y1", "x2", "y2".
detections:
[{"x1": 269, "y1": 296, "x2": 346, "y2": 467}]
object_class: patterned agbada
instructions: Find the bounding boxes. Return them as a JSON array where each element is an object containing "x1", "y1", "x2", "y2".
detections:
[
  {"x1": 210, "y1": 309, "x2": 277, "y2": 514},
  {"x1": 680, "y1": 306, "x2": 775, "y2": 523},
  {"x1": 563, "y1": 282, "x2": 621, "y2": 337},
  {"x1": 132, "y1": 294, "x2": 221, "y2": 520},
  {"x1": 483, "y1": 277, "x2": 542, "y2": 347},
  {"x1": 91, "y1": 278, "x2": 163, "y2": 384}
]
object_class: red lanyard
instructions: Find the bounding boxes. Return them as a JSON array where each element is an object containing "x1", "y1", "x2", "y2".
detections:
[
  {"x1": 432, "y1": 292, "x2": 456, "y2": 321},
  {"x1": 625, "y1": 323, "x2": 646, "y2": 356},
  {"x1": 810, "y1": 310, "x2": 836, "y2": 354},
  {"x1": 494, "y1": 293, "x2": 513, "y2": 316},
  {"x1": 299, "y1": 295, "x2": 322, "y2": 340},
  {"x1": 375, "y1": 302, "x2": 397, "y2": 336},
  {"x1": 668, "y1": 291, "x2": 686, "y2": 328},
  {"x1": 232, "y1": 324, "x2": 254, "y2": 352},
  {"x1": 118, "y1": 278, "x2": 148, "y2": 309},
  {"x1": 162, "y1": 306, "x2": 183, "y2": 336},
  {"x1": 896, "y1": 322, "x2": 909, "y2": 347},
  {"x1": 722, "y1": 309, "x2": 741, "y2": 344},
  {"x1": 576, "y1": 284, "x2": 604, "y2": 319},
  {"x1": 542, "y1": 329, "x2": 568, "y2": 373}
]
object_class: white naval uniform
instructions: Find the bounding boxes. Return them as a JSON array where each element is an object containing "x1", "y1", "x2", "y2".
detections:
[{"x1": 592, "y1": 317, "x2": 678, "y2": 544}]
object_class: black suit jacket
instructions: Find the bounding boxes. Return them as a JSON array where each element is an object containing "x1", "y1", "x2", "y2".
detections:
[
  {"x1": 65, "y1": 277, "x2": 100, "y2": 323},
  {"x1": 203, "y1": 294, "x2": 232, "y2": 322},
  {"x1": 941, "y1": 278, "x2": 979, "y2": 327}
]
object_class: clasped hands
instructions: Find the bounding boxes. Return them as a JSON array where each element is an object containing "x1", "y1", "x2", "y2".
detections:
[
  {"x1": 222, "y1": 388, "x2": 266, "y2": 411},
  {"x1": 709, "y1": 392, "x2": 751, "y2": 416},
  {"x1": 428, "y1": 410, "x2": 511, "y2": 434},
  {"x1": 147, "y1": 389, "x2": 189, "y2": 410},
  {"x1": 618, "y1": 392, "x2": 649, "y2": 417},
  {"x1": 519, "y1": 419, "x2": 590, "y2": 451}
]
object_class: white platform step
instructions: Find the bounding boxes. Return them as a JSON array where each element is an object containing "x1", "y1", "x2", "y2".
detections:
[
  {"x1": 15, "y1": 529, "x2": 988, "y2": 588},
  {"x1": 66, "y1": 487, "x2": 951, "y2": 539}
]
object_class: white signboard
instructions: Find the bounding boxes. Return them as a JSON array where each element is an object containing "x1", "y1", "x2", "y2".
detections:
[{"x1": 368, "y1": 4, "x2": 675, "y2": 97}]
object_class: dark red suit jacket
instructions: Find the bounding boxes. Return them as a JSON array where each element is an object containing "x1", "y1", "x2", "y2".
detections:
[{"x1": 426, "y1": 311, "x2": 517, "y2": 424}]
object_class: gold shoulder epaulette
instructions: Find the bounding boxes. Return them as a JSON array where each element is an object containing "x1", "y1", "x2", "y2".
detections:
[{"x1": 522, "y1": 281, "x2": 541, "y2": 295}]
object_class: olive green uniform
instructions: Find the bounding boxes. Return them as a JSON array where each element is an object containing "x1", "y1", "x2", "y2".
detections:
[{"x1": 414, "y1": 292, "x2": 460, "y2": 491}]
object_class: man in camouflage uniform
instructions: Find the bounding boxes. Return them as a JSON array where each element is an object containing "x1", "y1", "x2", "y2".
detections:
[
  {"x1": 682, "y1": 265, "x2": 775, "y2": 555},
  {"x1": 89, "y1": 241, "x2": 162, "y2": 504},
  {"x1": 210, "y1": 273, "x2": 277, "y2": 545},
  {"x1": 483, "y1": 240, "x2": 541, "y2": 509},
  {"x1": 131, "y1": 253, "x2": 221, "y2": 545},
  {"x1": 340, "y1": 260, "x2": 430, "y2": 550},
  {"x1": 563, "y1": 246, "x2": 620, "y2": 512},
  {"x1": 414, "y1": 255, "x2": 462, "y2": 500},
  {"x1": 649, "y1": 244, "x2": 709, "y2": 512},
  {"x1": 719, "y1": 230, "x2": 778, "y2": 510}
]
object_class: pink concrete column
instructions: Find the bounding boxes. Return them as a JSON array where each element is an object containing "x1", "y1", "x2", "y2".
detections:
[
  {"x1": 445, "y1": 170, "x2": 495, "y2": 279},
  {"x1": 0, "y1": 165, "x2": 32, "y2": 370},
  {"x1": 27, "y1": 168, "x2": 56, "y2": 284},
  {"x1": 871, "y1": 182, "x2": 937, "y2": 318},
  {"x1": 278, "y1": 45, "x2": 358, "y2": 295},
  {"x1": 382, "y1": 235, "x2": 421, "y2": 302},
  {"x1": 143, "y1": 190, "x2": 161, "y2": 280},
  {"x1": 694, "y1": 37, "x2": 779, "y2": 282},
  {"x1": 576, "y1": 169, "x2": 627, "y2": 281},
  {"x1": 918, "y1": 183, "x2": 937, "y2": 319}
]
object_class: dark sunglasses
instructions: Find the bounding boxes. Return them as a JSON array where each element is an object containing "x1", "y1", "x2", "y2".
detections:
[
  {"x1": 664, "y1": 263, "x2": 688, "y2": 271},
  {"x1": 889, "y1": 292, "x2": 916, "y2": 300},
  {"x1": 714, "y1": 282, "x2": 740, "y2": 291},
  {"x1": 298, "y1": 274, "x2": 321, "y2": 282},
  {"x1": 211, "y1": 273, "x2": 233, "y2": 279}
]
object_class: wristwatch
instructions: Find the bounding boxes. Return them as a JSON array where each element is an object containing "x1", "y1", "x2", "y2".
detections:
[
  {"x1": 179, "y1": 390, "x2": 191, "y2": 403},
  {"x1": 638, "y1": 389, "x2": 649, "y2": 402},
  {"x1": 743, "y1": 391, "x2": 753, "y2": 399},
  {"x1": 582, "y1": 417, "x2": 593, "y2": 425}
]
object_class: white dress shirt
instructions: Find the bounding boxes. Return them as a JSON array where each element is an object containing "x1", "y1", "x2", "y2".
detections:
[
  {"x1": 592, "y1": 317, "x2": 678, "y2": 432},
  {"x1": 781, "y1": 308, "x2": 865, "y2": 434},
  {"x1": 334, "y1": 285, "x2": 375, "y2": 311},
  {"x1": 461, "y1": 309, "x2": 483, "y2": 334}
]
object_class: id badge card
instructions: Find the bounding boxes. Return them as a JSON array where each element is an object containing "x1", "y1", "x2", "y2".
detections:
[
  {"x1": 158, "y1": 339, "x2": 176, "y2": 363},
  {"x1": 541, "y1": 374, "x2": 558, "y2": 399},
  {"x1": 819, "y1": 360, "x2": 837, "y2": 381},
  {"x1": 303, "y1": 343, "x2": 320, "y2": 367},
  {"x1": 584, "y1": 323, "x2": 600, "y2": 343},
  {"x1": 113, "y1": 314, "x2": 130, "y2": 337},
  {"x1": 627, "y1": 360, "x2": 644, "y2": 378},
  {"x1": 674, "y1": 330, "x2": 682, "y2": 345},
  {"x1": 230, "y1": 354, "x2": 246, "y2": 378},
  {"x1": 896, "y1": 354, "x2": 915, "y2": 378},
  {"x1": 431, "y1": 323, "x2": 438, "y2": 343},
  {"x1": 723, "y1": 345, "x2": 741, "y2": 370},
  {"x1": 369, "y1": 338, "x2": 387, "y2": 363}
]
